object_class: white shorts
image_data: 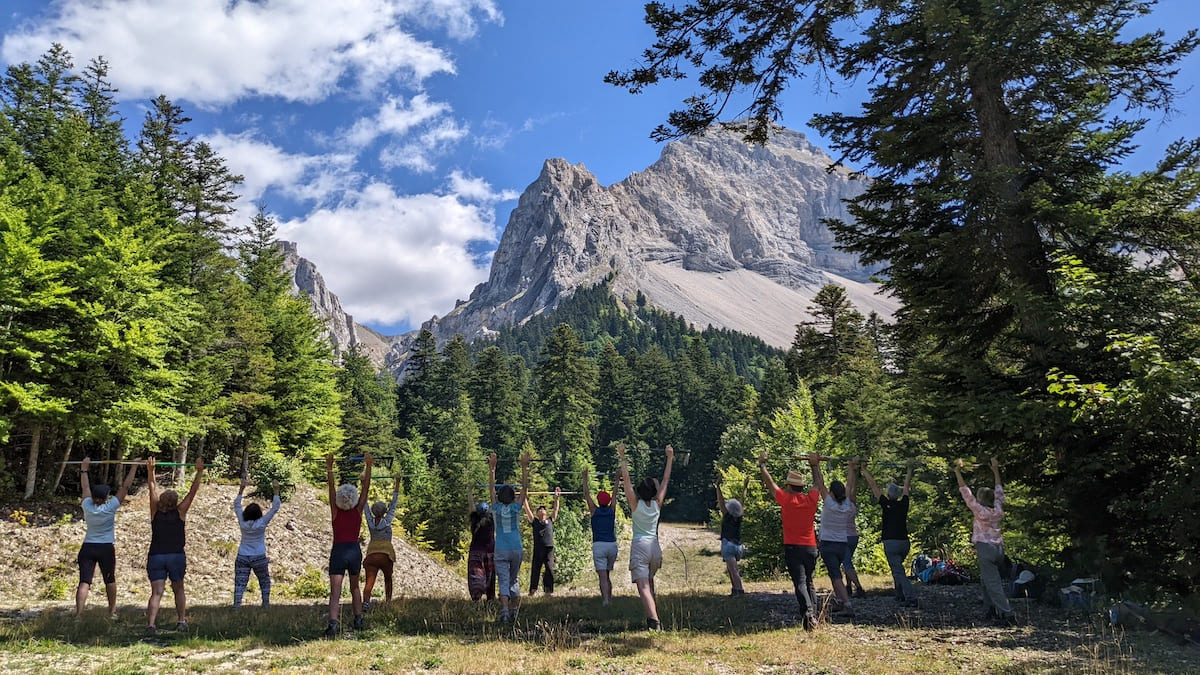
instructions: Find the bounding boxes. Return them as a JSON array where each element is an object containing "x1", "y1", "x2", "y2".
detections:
[
  {"x1": 628, "y1": 537, "x2": 662, "y2": 583},
  {"x1": 592, "y1": 541, "x2": 618, "y2": 571}
]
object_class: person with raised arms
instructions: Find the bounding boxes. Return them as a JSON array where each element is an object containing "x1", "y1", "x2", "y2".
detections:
[
  {"x1": 144, "y1": 455, "x2": 204, "y2": 637},
  {"x1": 618, "y1": 442, "x2": 673, "y2": 631},
  {"x1": 525, "y1": 486, "x2": 561, "y2": 595},
  {"x1": 759, "y1": 452, "x2": 821, "y2": 632},
  {"x1": 861, "y1": 461, "x2": 918, "y2": 607},
  {"x1": 716, "y1": 479, "x2": 746, "y2": 596},
  {"x1": 232, "y1": 475, "x2": 281, "y2": 608},
  {"x1": 75, "y1": 457, "x2": 139, "y2": 619},
  {"x1": 466, "y1": 490, "x2": 496, "y2": 602},
  {"x1": 325, "y1": 453, "x2": 372, "y2": 637},
  {"x1": 582, "y1": 467, "x2": 617, "y2": 605},
  {"x1": 954, "y1": 457, "x2": 1016, "y2": 625},
  {"x1": 362, "y1": 474, "x2": 401, "y2": 609},
  {"x1": 489, "y1": 452, "x2": 530, "y2": 623},
  {"x1": 816, "y1": 457, "x2": 859, "y2": 616}
]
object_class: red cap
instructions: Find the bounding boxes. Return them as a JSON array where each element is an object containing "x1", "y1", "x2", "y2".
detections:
[{"x1": 597, "y1": 491, "x2": 612, "y2": 506}]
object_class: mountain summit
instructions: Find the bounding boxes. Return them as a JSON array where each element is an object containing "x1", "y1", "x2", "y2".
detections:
[{"x1": 419, "y1": 126, "x2": 894, "y2": 353}]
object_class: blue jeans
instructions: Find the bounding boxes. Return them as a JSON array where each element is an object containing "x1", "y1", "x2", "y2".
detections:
[
  {"x1": 818, "y1": 540, "x2": 849, "y2": 580},
  {"x1": 883, "y1": 539, "x2": 916, "y2": 601},
  {"x1": 147, "y1": 553, "x2": 187, "y2": 582}
]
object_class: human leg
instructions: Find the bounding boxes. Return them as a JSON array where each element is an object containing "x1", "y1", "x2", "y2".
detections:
[
  {"x1": 349, "y1": 574, "x2": 363, "y2": 628},
  {"x1": 883, "y1": 539, "x2": 916, "y2": 602},
  {"x1": 843, "y1": 535, "x2": 864, "y2": 597},
  {"x1": 381, "y1": 557, "x2": 394, "y2": 602},
  {"x1": 170, "y1": 579, "x2": 187, "y2": 624},
  {"x1": 250, "y1": 556, "x2": 272, "y2": 607},
  {"x1": 975, "y1": 542, "x2": 1013, "y2": 618},
  {"x1": 784, "y1": 545, "x2": 818, "y2": 630},
  {"x1": 328, "y1": 574, "x2": 344, "y2": 624},
  {"x1": 362, "y1": 553, "x2": 383, "y2": 602},
  {"x1": 542, "y1": 548, "x2": 555, "y2": 594},
  {"x1": 233, "y1": 557, "x2": 252, "y2": 607},
  {"x1": 147, "y1": 579, "x2": 166, "y2": 629},
  {"x1": 820, "y1": 541, "x2": 853, "y2": 608},
  {"x1": 635, "y1": 578, "x2": 659, "y2": 627}
]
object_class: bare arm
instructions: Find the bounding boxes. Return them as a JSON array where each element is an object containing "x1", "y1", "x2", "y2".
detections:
[
  {"x1": 847, "y1": 458, "x2": 859, "y2": 505},
  {"x1": 263, "y1": 481, "x2": 282, "y2": 523},
  {"x1": 758, "y1": 452, "x2": 780, "y2": 494},
  {"x1": 326, "y1": 455, "x2": 337, "y2": 518},
  {"x1": 147, "y1": 457, "x2": 159, "y2": 518},
  {"x1": 80, "y1": 457, "x2": 92, "y2": 501},
  {"x1": 178, "y1": 455, "x2": 204, "y2": 516},
  {"x1": 519, "y1": 453, "x2": 532, "y2": 514},
  {"x1": 582, "y1": 469, "x2": 597, "y2": 514},
  {"x1": 716, "y1": 482, "x2": 727, "y2": 514},
  {"x1": 808, "y1": 454, "x2": 827, "y2": 499},
  {"x1": 655, "y1": 445, "x2": 674, "y2": 505},
  {"x1": 552, "y1": 487, "x2": 561, "y2": 521},
  {"x1": 357, "y1": 455, "x2": 373, "y2": 511},
  {"x1": 903, "y1": 462, "x2": 913, "y2": 496},
  {"x1": 953, "y1": 459, "x2": 968, "y2": 490},
  {"x1": 488, "y1": 453, "x2": 498, "y2": 506},
  {"x1": 990, "y1": 457, "x2": 1002, "y2": 489},
  {"x1": 618, "y1": 443, "x2": 637, "y2": 508},
  {"x1": 861, "y1": 466, "x2": 882, "y2": 501},
  {"x1": 388, "y1": 476, "x2": 400, "y2": 515}
]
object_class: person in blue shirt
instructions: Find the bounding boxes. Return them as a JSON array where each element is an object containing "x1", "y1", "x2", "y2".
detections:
[
  {"x1": 583, "y1": 467, "x2": 618, "y2": 605},
  {"x1": 75, "y1": 457, "x2": 139, "y2": 619},
  {"x1": 488, "y1": 452, "x2": 530, "y2": 624}
]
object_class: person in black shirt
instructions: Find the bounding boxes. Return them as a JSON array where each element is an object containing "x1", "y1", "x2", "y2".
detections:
[
  {"x1": 525, "y1": 487, "x2": 560, "y2": 595},
  {"x1": 861, "y1": 462, "x2": 918, "y2": 606},
  {"x1": 716, "y1": 481, "x2": 746, "y2": 595}
]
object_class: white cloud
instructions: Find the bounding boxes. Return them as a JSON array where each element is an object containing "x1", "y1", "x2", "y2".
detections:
[
  {"x1": 0, "y1": 0, "x2": 501, "y2": 105},
  {"x1": 379, "y1": 117, "x2": 469, "y2": 172},
  {"x1": 203, "y1": 130, "x2": 357, "y2": 206},
  {"x1": 447, "y1": 170, "x2": 518, "y2": 203},
  {"x1": 278, "y1": 179, "x2": 504, "y2": 326},
  {"x1": 343, "y1": 94, "x2": 451, "y2": 149}
]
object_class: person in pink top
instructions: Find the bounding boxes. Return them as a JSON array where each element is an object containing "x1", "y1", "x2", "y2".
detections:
[{"x1": 954, "y1": 457, "x2": 1016, "y2": 626}]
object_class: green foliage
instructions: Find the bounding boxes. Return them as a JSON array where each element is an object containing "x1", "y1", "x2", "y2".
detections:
[
  {"x1": 546, "y1": 505, "x2": 588, "y2": 586},
  {"x1": 249, "y1": 445, "x2": 304, "y2": 501},
  {"x1": 283, "y1": 566, "x2": 327, "y2": 599}
]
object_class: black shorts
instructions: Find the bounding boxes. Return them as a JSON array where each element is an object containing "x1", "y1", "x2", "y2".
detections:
[
  {"x1": 78, "y1": 542, "x2": 116, "y2": 585},
  {"x1": 329, "y1": 542, "x2": 363, "y2": 577}
]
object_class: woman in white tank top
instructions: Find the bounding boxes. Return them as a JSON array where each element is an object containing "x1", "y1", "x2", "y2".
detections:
[{"x1": 617, "y1": 443, "x2": 674, "y2": 631}]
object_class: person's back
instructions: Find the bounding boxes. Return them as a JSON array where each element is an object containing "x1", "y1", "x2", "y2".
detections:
[
  {"x1": 819, "y1": 496, "x2": 856, "y2": 543},
  {"x1": 591, "y1": 504, "x2": 616, "y2": 542},
  {"x1": 631, "y1": 499, "x2": 660, "y2": 539}
]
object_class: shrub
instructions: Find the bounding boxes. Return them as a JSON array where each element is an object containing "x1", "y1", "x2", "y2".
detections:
[
  {"x1": 39, "y1": 577, "x2": 69, "y2": 600},
  {"x1": 548, "y1": 506, "x2": 588, "y2": 586},
  {"x1": 250, "y1": 449, "x2": 305, "y2": 501},
  {"x1": 285, "y1": 566, "x2": 328, "y2": 599}
]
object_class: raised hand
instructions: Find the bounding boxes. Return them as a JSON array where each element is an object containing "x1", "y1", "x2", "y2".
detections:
[
  {"x1": 807, "y1": 452, "x2": 821, "y2": 465},
  {"x1": 990, "y1": 457, "x2": 1000, "y2": 470},
  {"x1": 665, "y1": 444, "x2": 675, "y2": 461},
  {"x1": 616, "y1": 442, "x2": 626, "y2": 460},
  {"x1": 955, "y1": 458, "x2": 965, "y2": 469},
  {"x1": 195, "y1": 455, "x2": 205, "y2": 472},
  {"x1": 519, "y1": 452, "x2": 531, "y2": 468},
  {"x1": 271, "y1": 480, "x2": 281, "y2": 495},
  {"x1": 147, "y1": 456, "x2": 156, "y2": 472},
  {"x1": 81, "y1": 456, "x2": 91, "y2": 472},
  {"x1": 488, "y1": 453, "x2": 498, "y2": 472}
]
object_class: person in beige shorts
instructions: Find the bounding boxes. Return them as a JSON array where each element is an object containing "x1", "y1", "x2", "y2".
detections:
[{"x1": 617, "y1": 443, "x2": 674, "y2": 631}]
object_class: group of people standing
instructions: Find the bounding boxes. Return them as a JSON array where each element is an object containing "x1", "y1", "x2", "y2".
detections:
[{"x1": 71, "y1": 445, "x2": 1014, "y2": 637}]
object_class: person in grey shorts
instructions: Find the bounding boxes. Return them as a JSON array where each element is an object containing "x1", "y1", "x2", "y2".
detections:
[
  {"x1": 618, "y1": 442, "x2": 674, "y2": 631},
  {"x1": 489, "y1": 452, "x2": 530, "y2": 623},
  {"x1": 583, "y1": 468, "x2": 618, "y2": 605},
  {"x1": 861, "y1": 461, "x2": 918, "y2": 606}
]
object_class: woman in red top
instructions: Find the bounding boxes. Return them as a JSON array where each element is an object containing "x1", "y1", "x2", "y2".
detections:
[
  {"x1": 759, "y1": 452, "x2": 822, "y2": 632},
  {"x1": 325, "y1": 454, "x2": 372, "y2": 637}
]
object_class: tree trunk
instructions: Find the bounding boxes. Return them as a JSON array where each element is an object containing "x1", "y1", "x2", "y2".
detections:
[
  {"x1": 176, "y1": 434, "x2": 189, "y2": 485},
  {"x1": 22, "y1": 424, "x2": 42, "y2": 499},
  {"x1": 50, "y1": 435, "x2": 75, "y2": 496},
  {"x1": 101, "y1": 443, "x2": 112, "y2": 486}
]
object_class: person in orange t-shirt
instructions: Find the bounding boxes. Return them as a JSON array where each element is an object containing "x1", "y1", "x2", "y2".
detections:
[{"x1": 759, "y1": 452, "x2": 823, "y2": 632}]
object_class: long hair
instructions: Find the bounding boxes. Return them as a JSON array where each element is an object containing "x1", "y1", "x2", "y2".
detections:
[
  {"x1": 635, "y1": 477, "x2": 658, "y2": 503},
  {"x1": 830, "y1": 480, "x2": 847, "y2": 504}
]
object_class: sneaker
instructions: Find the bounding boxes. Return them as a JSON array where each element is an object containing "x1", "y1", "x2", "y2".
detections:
[
  {"x1": 144, "y1": 625, "x2": 158, "y2": 638},
  {"x1": 361, "y1": 600, "x2": 371, "y2": 612},
  {"x1": 175, "y1": 621, "x2": 188, "y2": 632},
  {"x1": 802, "y1": 615, "x2": 817, "y2": 632},
  {"x1": 995, "y1": 612, "x2": 1018, "y2": 627},
  {"x1": 352, "y1": 614, "x2": 364, "y2": 630},
  {"x1": 646, "y1": 618, "x2": 661, "y2": 631},
  {"x1": 902, "y1": 598, "x2": 920, "y2": 608},
  {"x1": 982, "y1": 607, "x2": 998, "y2": 621},
  {"x1": 324, "y1": 620, "x2": 340, "y2": 638},
  {"x1": 499, "y1": 608, "x2": 510, "y2": 624},
  {"x1": 832, "y1": 603, "x2": 855, "y2": 616},
  {"x1": 109, "y1": 611, "x2": 120, "y2": 621}
]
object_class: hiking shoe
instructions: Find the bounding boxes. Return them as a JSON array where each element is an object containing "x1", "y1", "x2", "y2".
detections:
[
  {"x1": 144, "y1": 625, "x2": 157, "y2": 638},
  {"x1": 832, "y1": 603, "x2": 855, "y2": 616},
  {"x1": 499, "y1": 608, "x2": 510, "y2": 624},
  {"x1": 324, "y1": 620, "x2": 340, "y2": 638},
  {"x1": 646, "y1": 618, "x2": 661, "y2": 631},
  {"x1": 352, "y1": 614, "x2": 365, "y2": 630},
  {"x1": 853, "y1": 588, "x2": 867, "y2": 599},
  {"x1": 175, "y1": 621, "x2": 188, "y2": 632},
  {"x1": 982, "y1": 608, "x2": 998, "y2": 621},
  {"x1": 361, "y1": 600, "x2": 371, "y2": 612},
  {"x1": 995, "y1": 612, "x2": 1018, "y2": 627},
  {"x1": 109, "y1": 611, "x2": 120, "y2": 621},
  {"x1": 802, "y1": 615, "x2": 817, "y2": 632}
]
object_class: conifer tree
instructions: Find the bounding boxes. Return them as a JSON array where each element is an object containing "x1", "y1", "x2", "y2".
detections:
[{"x1": 535, "y1": 323, "x2": 598, "y2": 477}]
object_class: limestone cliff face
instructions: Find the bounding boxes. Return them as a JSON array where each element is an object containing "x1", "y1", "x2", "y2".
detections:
[
  {"x1": 421, "y1": 126, "x2": 892, "y2": 352},
  {"x1": 278, "y1": 241, "x2": 390, "y2": 367}
]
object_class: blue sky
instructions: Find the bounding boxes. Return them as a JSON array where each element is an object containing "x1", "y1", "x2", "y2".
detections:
[{"x1": 2, "y1": 1, "x2": 1197, "y2": 336}]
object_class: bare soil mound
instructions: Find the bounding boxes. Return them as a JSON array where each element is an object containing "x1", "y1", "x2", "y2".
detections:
[{"x1": 1, "y1": 482, "x2": 465, "y2": 609}]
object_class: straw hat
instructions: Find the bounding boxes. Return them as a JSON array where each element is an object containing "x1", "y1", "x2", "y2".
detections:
[{"x1": 786, "y1": 470, "x2": 807, "y2": 488}]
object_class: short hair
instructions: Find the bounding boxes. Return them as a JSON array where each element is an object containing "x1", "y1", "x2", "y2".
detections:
[
  {"x1": 497, "y1": 484, "x2": 516, "y2": 505},
  {"x1": 830, "y1": 480, "x2": 847, "y2": 503},
  {"x1": 886, "y1": 482, "x2": 902, "y2": 500},
  {"x1": 635, "y1": 477, "x2": 658, "y2": 503},
  {"x1": 242, "y1": 502, "x2": 263, "y2": 521},
  {"x1": 91, "y1": 484, "x2": 112, "y2": 503},
  {"x1": 976, "y1": 486, "x2": 995, "y2": 508},
  {"x1": 335, "y1": 484, "x2": 358, "y2": 511},
  {"x1": 536, "y1": 505, "x2": 547, "y2": 513},
  {"x1": 158, "y1": 490, "x2": 179, "y2": 511},
  {"x1": 371, "y1": 501, "x2": 387, "y2": 518}
]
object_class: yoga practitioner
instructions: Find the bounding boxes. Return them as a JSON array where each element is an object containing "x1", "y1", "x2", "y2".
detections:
[
  {"x1": 489, "y1": 452, "x2": 530, "y2": 623},
  {"x1": 618, "y1": 442, "x2": 673, "y2": 631},
  {"x1": 716, "y1": 480, "x2": 746, "y2": 596},
  {"x1": 144, "y1": 455, "x2": 204, "y2": 636},
  {"x1": 325, "y1": 454, "x2": 372, "y2": 637},
  {"x1": 466, "y1": 493, "x2": 496, "y2": 602},
  {"x1": 816, "y1": 455, "x2": 858, "y2": 616},
  {"x1": 75, "y1": 457, "x2": 139, "y2": 618},
  {"x1": 841, "y1": 459, "x2": 867, "y2": 599},
  {"x1": 954, "y1": 457, "x2": 1016, "y2": 625},
  {"x1": 861, "y1": 461, "x2": 918, "y2": 606},
  {"x1": 526, "y1": 487, "x2": 560, "y2": 595},
  {"x1": 582, "y1": 467, "x2": 617, "y2": 605},
  {"x1": 362, "y1": 475, "x2": 401, "y2": 609},
  {"x1": 232, "y1": 476, "x2": 281, "y2": 608},
  {"x1": 759, "y1": 452, "x2": 820, "y2": 632}
]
